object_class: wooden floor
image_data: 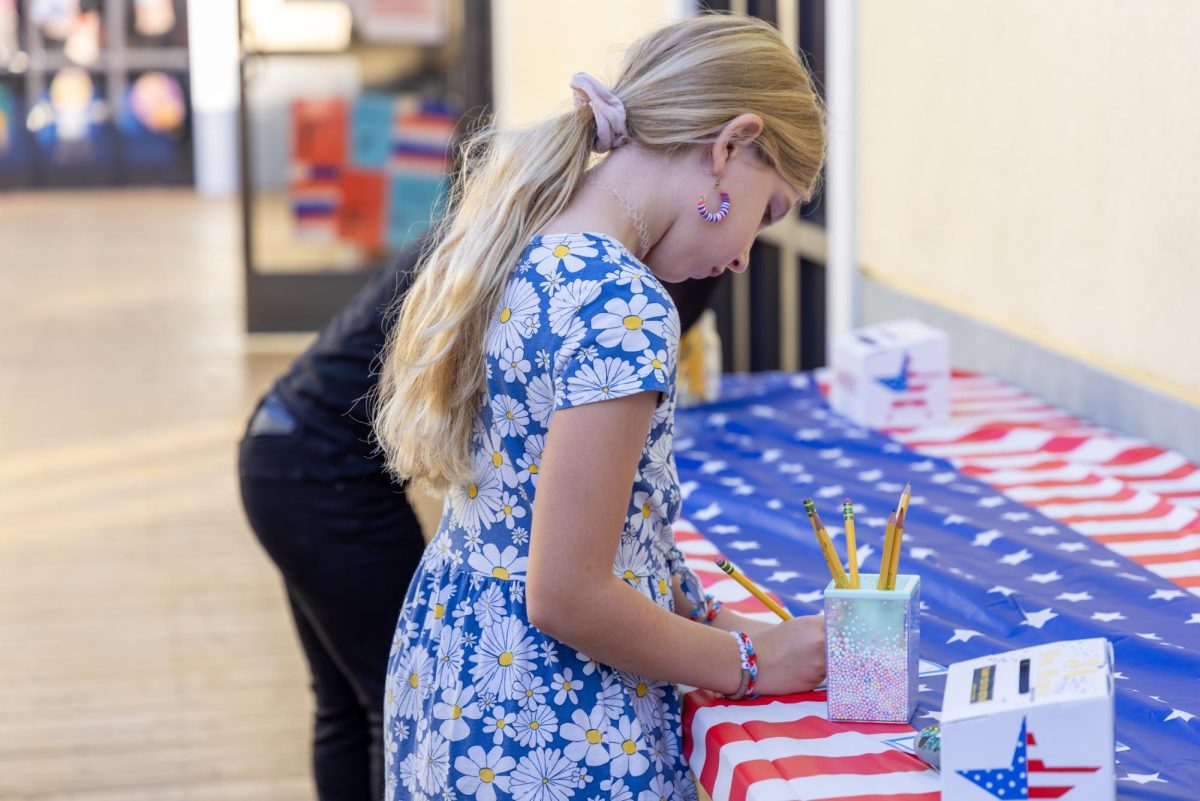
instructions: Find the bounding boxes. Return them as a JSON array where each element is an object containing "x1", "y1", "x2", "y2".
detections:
[{"x1": 0, "y1": 190, "x2": 330, "y2": 800}]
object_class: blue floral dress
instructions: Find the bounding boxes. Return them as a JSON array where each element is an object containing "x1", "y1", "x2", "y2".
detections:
[{"x1": 383, "y1": 232, "x2": 705, "y2": 801}]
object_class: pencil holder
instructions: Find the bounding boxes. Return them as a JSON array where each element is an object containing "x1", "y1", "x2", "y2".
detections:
[{"x1": 823, "y1": 573, "x2": 920, "y2": 723}]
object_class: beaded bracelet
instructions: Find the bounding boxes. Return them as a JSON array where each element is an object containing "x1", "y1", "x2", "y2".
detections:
[
  {"x1": 688, "y1": 593, "x2": 722, "y2": 625},
  {"x1": 726, "y1": 630, "x2": 759, "y2": 700}
]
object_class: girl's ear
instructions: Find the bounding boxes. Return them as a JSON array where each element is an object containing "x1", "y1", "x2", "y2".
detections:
[{"x1": 710, "y1": 113, "x2": 766, "y2": 177}]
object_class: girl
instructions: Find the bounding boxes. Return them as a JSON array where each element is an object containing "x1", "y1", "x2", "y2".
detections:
[{"x1": 374, "y1": 13, "x2": 827, "y2": 801}]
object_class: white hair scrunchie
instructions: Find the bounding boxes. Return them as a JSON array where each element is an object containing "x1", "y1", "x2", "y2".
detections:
[{"x1": 569, "y1": 72, "x2": 630, "y2": 153}]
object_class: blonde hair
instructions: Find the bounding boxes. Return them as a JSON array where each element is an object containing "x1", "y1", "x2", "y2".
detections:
[{"x1": 373, "y1": 12, "x2": 826, "y2": 492}]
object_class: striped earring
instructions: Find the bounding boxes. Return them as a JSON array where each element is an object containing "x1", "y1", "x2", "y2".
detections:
[{"x1": 696, "y1": 179, "x2": 731, "y2": 223}]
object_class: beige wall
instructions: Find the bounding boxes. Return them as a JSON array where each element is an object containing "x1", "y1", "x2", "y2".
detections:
[
  {"x1": 491, "y1": 0, "x2": 693, "y2": 128},
  {"x1": 859, "y1": 0, "x2": 1200, "y2": 404}
]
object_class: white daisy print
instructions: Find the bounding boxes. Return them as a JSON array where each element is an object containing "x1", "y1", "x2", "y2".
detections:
[
  {"x1": 491, "y1": 394, "x2": 530, "y2": 438},
  {"x1": 471, "y1": 583, "x2": 507, "y2": 628},
  {"x1": 435, "y1": 625, "x2": 466, "y2": 689},
  {"x1": 548, "y1": 279, "x2": 601, "y2": 335},
  {"x1": 619, "y1": 673, "x2": 668, "y2": 727},
  {"x1": 613, "y1": 539, "x2": 650, "y2": 589},
  {"x1": 455, "y1": 745, "x2": 516, "y2": 801},
  {"x1": 449, "y1": 451, "x2": 504, "y2": 535},
  {"x1": 641, "y1": 436, "x2": 676, "y2": 491},
  {"x1": 606, "y1": 264, "x2": 647, "y2": 294},
  {"x1": 481, "y1": 429, "x2": 519, "y2": 488},
  {"x1": 600, "y1": 238, "x2": 626, "y2": 265},
  {"x1": 539, "y1": 267, "x2": 565, "y2": 296},
  {"x1": 398, "y1": 751, "x2": 421, "y2": 798},
  {"x1": 628, "y1": 489, "x2": 663, "y2": 540},
  {"x1": 513, "y1": 673, "x2": 549, "y2": 710},
  {"x1": 595, "y1": 675, "x2": 627, "y2": 721},
  {"x1": 469, "y1": 616, "x2": 536, "y2": 701},
  {"x1": 513, "y1": 704, "x2": 558, "y2": 748},
  {"x1": 516, "y1": 433, "x2": 544, "y2": 486},
  {"x1": 564, "y1": 357, "x2": 643, "y2": 406},
  {"x1": 535, "y1": 349, "x2": 551, "y2": 369},
  {"x1": 525, "y1": 373, "x2": 556, "y2": 427},
  {"x1": 389, "y1": 644, "x2": 434, "y2": 721},
  {"x1": 561, "y1": 706, "x2": 612, "y2": 766},
  {"x1": 415, "y1": 729, "x2": 451, "y2": 795},
  {"x1": 551, "y1": 667, "x2": 583, "y2": 705},
  {"x1": 487, "y1": 278, "x2": 540, "y2": 357},
  {"x1": 467, "y1": 542, "x2": 529, "y2": 582},
  {"x1": 607, "y1": 715, "x2": 650, "y2": 779},
  {"x1": 638, "y1": 773, "x2": 675, "y2": 801},
  {"x1": 509, "y1": 746, "x2": 578, "y2": 801},
  {"x1": 482, "y1": 706, "x2": 516, "y2": 745},
  {"x1": 531, "y1": 233, "x2": 599, "y2": 276},
  {"x1": 604, "y1": 777, "x2": 635, "y2": 801},
  {"x1": 500, "y1": 346, "x2": 531, "y2": 384},
  {"x1": 635, "y1": 348, "x2": 669, "y2": 383},
  {"x1": 591, "y1": 293, "x2": 668, "y2": 353},
  {"x1": 495, "y1": 492, "x2": 526, "y2": 529}
]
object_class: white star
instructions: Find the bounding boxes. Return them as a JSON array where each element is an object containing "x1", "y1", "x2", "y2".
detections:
[
  {"x1": 749, "y1": 558, "x2": 780, "y2": 567},
  {"x1": 766, "y1": 499, "x2": 783, "y2": 510},
  {"x1": 1116, "y1": 742, "x2": 1130, "y2": 752},
  {"x1": 953, "y1": 483, "x2": 984, "y2": 495},
  {"x1": 989, "y1": 585, "x2": 1018, "y2": 597},
  {"x1": 1151, "y1": 589, "x2": 1185, "y2": 601},
  {"x1": 865, "y1": 517, "x2": 887, "y2": 528},
  {"x1": 943, "y1": 514, "x2": 968, "y2": 525},
  {"x1": 972, "y1": 529, "x2": 1003, "y2": 547},
  {"x1": 1002, "y1": 511, "x2": 1032, "y2": 521},
  {"x1": 709, "y1": 524, "x2": 739, "y2": 535},
  {"x1": 732, "y1": 485, "x2": 755, "y2": 496},
  {"x1": 692, "y1": 502, "x2": 722, "y2": 521},
  {"x1": 819, "y1": 447, "x2": 843, "y2": 459},
  {"x1": 932, "y1": 472, "x2": 956, "y2": 484},
  {"x1": 911, "y1": 460, "x2": 936, "y2": 472},
  {"x1": 1000, "y1": 549, "x2": 1033, "y2": 566},
  {"x1": 1118, "y1": 572, "x2": 1149, "y2": 582},
  {"x1": 792, "y1": 589, "x2": 824, "y2": 603},
  {"x1": 919, "y1": 710, "x2": 942, "y2": 722},
  {"x1": 726, "y1": 540, "x2": 760, "y2": 551},
  {"x1": 876, "y1": 481, "x2": 904, "y2": 493},
  {"x1": 1091, "y1": 558, "x2": 1119, "y2": 568},
  {"x1": 817, "y1": 484, "x2": 845, "y2": 498},
  {"x1": 1165, "y1": 708, "x2": 1196, "y2": 723},
  {"x1": 1028, "y1": 525, "x2": 1059, "y2": 536},
  {"x1": 1113, "y1": 671, "x2": 1128, "y2": 680},
  {"x1": 834, "y1": 457, "x2": 857, "y2": 468},
  {"x1": 760, "y1": 450, "x2": 782, "y2": 464},
  {"x1": 1092, "y1": 611, "x2": 1126, "y2": 622},
  {"x1": 766, "y1": 570, "x2": 801, "y2": 583},
  {"x1": 698, "y1": 460, "x2": 727, "y2": 475},
  {"x1": 1119, "y1": 772, "x2": 1167, "y2": 784},
  {"x1": 882, "y1": 442, "x2": 902, "y2": 452},
  {"x1": 1187, "y1": 613, "x2": 1200, "y2": 624},
  {"x1": 857, "y1": 469, "x2": 883, "y2": 482},
  {"x1": 1057, "y1": 542, "x2": 1088, "y2": 553},
  {"x1": 977, "y1": 496, "x2": 1006, "y2": 508},
  {"x1": 948, "y1": 629, "x2": 983, "y2": 644},
  {"x1": 796, "y1": 428, "x2": 822, "y2": 441},
  {"x1": 909, "y1": 547, "x2": 937, "y2": 561},
  {"x1": 750, "y1": 405, "x2": 776, "y2": 419},
  {"x1": 1056, "y1": 591, "x2": 1094, "y2": 602},
  {"x1": 1022, "y1": 608, "x2": 1059, "y2": 629},
  {"x1": 707, "y1": 413, "x2": 730, "y2": 426},
  {"x1": 1136, "y1": 632, "x2": 1162, "y2": 641},
  {"x1": 1028, "y1": 570, "x2": 1063, "y2": 584}
]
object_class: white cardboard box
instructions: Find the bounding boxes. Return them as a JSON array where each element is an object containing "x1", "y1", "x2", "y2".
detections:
[
  {"x1": 940, "y1": 638, "x2": 1115, "y2": 801},
  {"x1": 829, "y1": 319, "x2": 950, "y2": 429}
]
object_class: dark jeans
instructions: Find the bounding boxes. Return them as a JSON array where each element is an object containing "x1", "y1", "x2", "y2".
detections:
[{"x1": 237, "y1": 395, "x2": 426, "y2": 801}]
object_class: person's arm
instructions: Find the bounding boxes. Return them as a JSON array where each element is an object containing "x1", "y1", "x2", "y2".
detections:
[{"x1": 526, "y1": 390, "x2": 825, "y2": 695}]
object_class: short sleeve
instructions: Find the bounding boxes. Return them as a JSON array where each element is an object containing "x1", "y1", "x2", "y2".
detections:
[{"x1": 553, "y1": 273, "x2": 679, "y2": 411}]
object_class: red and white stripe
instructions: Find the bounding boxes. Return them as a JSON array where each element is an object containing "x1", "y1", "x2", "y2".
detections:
[{"x1": 818, "y1": 369, "x2": 1200, "y2": 596}]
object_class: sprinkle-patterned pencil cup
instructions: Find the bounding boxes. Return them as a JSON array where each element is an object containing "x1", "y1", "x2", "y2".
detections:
[{"x1": 823, "y1": 573, "x2": 920, "y2": 723}]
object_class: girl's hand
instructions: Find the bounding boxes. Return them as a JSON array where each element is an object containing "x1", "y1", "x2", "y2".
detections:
[{"x1": 750, "y1": 615, "x2": 826, "y2": 696}]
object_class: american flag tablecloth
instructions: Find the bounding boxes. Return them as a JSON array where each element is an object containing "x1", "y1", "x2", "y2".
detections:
[{"x1": 671, "y1": 370, "x2": 1200, "y2": 801}]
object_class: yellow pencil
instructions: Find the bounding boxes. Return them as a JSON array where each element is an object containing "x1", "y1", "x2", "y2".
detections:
[
  {"x1": 887, "y1": 506, "x2": 908, "y2": 590},
  {"x1": 842, "y1": 499, "x2": 860, "y2": 589},
  {"x1": 877, "y1": 511, "x2": 897, "y2": 590},
  {"x1": 816, "y1": 527, "x2": 852, "y2": 589},
  {"x1": 804, "y1": 499, "x2": 851, "y2": 589},
  {"x1": 714, "y1": 559, "x2": 793, "y2": 620}
]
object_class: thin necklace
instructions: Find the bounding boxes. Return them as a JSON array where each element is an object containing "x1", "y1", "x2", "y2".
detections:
[{"x1": 599, "y1": 179, "x2": 651, "y2": 258}]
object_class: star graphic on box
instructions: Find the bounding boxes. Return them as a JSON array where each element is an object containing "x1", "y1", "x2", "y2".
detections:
[{"x1": 957, "y1": 717, "x2": 1100, "y2": 799}]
